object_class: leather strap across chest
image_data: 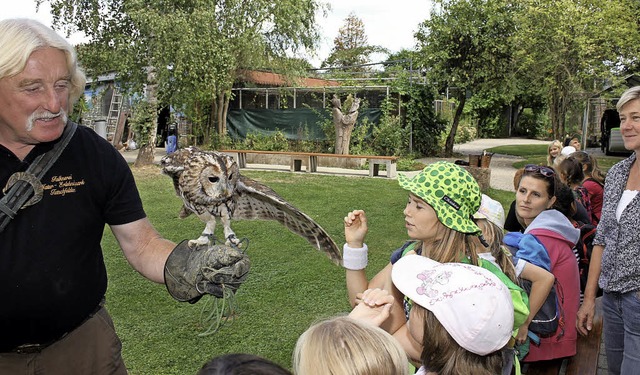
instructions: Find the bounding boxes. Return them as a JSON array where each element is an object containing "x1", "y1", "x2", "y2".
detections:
[{"x1": 0, "y1": 121, "x2": 77, "y2": 233}]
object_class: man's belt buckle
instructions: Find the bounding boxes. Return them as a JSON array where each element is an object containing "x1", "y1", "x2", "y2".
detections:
[{"x1": 13, "y1": 343, "x2": 46, "y2": 354}]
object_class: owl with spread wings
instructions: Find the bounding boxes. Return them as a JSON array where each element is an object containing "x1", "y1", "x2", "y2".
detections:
[{"x1": 160, "y1": 147, "x2": 341, "y2": 265}]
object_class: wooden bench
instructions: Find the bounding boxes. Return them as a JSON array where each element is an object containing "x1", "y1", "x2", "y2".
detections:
[
  {"x1": 525, "y1": 297, "x2": 603, "y2": 375},
  {"x1": 219, "y1": 149, "x2": 399, "y2": 178}
]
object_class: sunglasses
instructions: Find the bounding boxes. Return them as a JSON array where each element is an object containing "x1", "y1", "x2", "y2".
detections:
[{"x1": 524, "y1": 164, "x2": 556, "y2": 178}]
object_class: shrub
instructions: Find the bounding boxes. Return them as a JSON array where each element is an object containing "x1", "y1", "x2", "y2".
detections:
[
  {"x1": 242, "y1": 130, "x2": 289, "y2": 151},
  {"x1": 369, "y1": 112, "x2": 407, "y2": 156},
  {"x1": 405, "y1": 86, "x2": 448, "y2": 156},
  {"x1": 129, "y1": 100, "x2": 157, "y2": 147}
]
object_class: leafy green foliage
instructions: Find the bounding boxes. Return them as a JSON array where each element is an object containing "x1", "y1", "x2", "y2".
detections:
[
  {"x1": 69, "y1": 94, "x2": 89, "y2": 124},
  {"x1": 129, "y1": 100, "x2": 157, "y2": 147},
  {"x1": 242, "y1": 131, "x2": 290, "y2": 151},
  {"x1": 43, "y1": 0, "x2": 326, "y2": 142},
  {"x1": 368, "y1": 100, "x2": 408, "y2": 156},
  {"x1": 415, "y1": 0, "x2": 517, "y2": 155},
  {"x1": 410, "y1": 0, "x2": 640, "y2": 143},
  {"x1": 403, "y1": 84, "x2": 448, "y2": 157},
  {"x1": 512, "y1": 0, "x2": 640, "y2": 139}
]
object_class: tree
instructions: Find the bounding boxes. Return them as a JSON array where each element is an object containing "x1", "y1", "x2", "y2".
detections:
[
  {"x1": 40, "y1": 0, "x2": 325, "y2": 164},
  {"x1": 331, "y1": 94, "x2": 361, "y2": 154},
  {"x1": 513, "y1": 0, "x2": 640, "y2": 139},
  {"x1": 322, "y1": 12, "x2": 386, "y2": 71},
  {"x1": 415, "y1": 0, "x2": 517, "y2": 156}
]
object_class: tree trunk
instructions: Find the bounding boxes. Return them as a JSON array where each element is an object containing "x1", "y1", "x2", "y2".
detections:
[
  {"x1": 332, "y1": 94, "x2": 360, "y2": 155},
  {"x1": 444, "y1": 92, "x2": 466, "y2": 157},
  {"x1": 134, "y1": 69, "x2": 158, "y2": 167},
  {"x1": 549, "y1": 87, "x2": 567, "y2": 140},
  {"x1": 217, "y1": 94, "x2": 225, "y2": 135},
  {"x1": 222, "y1": 92, "x2": 229, "y2": 136}
]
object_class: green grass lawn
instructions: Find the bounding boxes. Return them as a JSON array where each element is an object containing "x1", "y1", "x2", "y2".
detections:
[
  {"x1": 106, "y1": 141, "x2": 631, "y2": 374},
  {"x1": 104, "y1": 167, "x2": 421, "y2": 374}
]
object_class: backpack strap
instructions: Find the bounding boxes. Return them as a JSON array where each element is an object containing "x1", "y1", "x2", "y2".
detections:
[{"x1": 0, "y1": 121, "x2": 77, "y2": 233}]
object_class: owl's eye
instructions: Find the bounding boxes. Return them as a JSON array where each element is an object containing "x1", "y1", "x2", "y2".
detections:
[
  {"x1": 208, "y1": 176, "x2": 220, "y2": 183},
  {"x1": 228, "y1": 173, "x2": 234, "y2": 180}
]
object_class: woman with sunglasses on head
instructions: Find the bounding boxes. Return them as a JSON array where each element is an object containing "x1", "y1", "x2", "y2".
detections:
[
  {"x1": 513, "y1": 164, "x2": 581, "y2": 366},
  {"x1": 505, "y1": 166, "x2": 591, "y2": 232},
  {"x1": 577, "y1": 86, "x2": 640, "y2": 375}
]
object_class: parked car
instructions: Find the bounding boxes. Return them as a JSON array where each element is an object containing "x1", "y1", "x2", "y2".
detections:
[
  {"x1": 605, "y1": 128, "x2": 632, "y2": 155},
  {"x1": 601, "y1": 109, "x2": 632, "y2": 156}
]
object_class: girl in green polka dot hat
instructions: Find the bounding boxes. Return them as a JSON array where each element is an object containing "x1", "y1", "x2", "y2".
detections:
[{"x1": 342, "y1": 161, "x2": 528, "y2": 371}]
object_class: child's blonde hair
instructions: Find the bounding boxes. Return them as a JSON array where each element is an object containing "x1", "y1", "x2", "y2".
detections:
[
  {"x1": 293, "y1": 316, "x2": 409, "y2": 375},
  {"x1": 475, "y1": 219, "x2": 517, "y2": 282},
  {"x1": 420, "y1": 223, "x2": 483, "y2": 266},
  {"x1": 547, "y1": 140, "x2": 563, "y2": 166}
]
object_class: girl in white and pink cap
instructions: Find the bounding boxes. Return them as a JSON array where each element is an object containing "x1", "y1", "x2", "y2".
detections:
[{"x1": 354, "y1": 255, "x2": 515, "y2": 375}]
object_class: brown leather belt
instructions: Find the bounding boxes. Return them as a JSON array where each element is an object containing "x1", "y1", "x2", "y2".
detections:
[
  {"x1": 7, "y1": 299, "x2": 104, "y2": 354},
  {"x1": 11, "y1": 342, "x2": 55, "y2": 354}
]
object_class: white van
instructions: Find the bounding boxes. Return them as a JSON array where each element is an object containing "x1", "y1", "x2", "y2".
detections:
[
  {"x1": 601, "y1": 109, "x2": 632, "y2": 156},
  {"x1": 604, "y1": 128, "x2": 632, "y2": 155}
]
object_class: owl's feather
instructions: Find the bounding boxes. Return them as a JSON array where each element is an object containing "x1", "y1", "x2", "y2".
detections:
[{"x1": 160, "y1": 147, "x2": 341, "y2": 265}]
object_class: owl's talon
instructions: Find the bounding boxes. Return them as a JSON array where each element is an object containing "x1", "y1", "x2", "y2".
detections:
[
  {"x1": 188, "y1": 236, "x2": 211, "y2": 248},
  {"x1": 225, "y1": 235, "x2": 241, "y2": 247}
]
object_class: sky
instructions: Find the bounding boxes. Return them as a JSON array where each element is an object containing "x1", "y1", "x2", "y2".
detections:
[{"x1": 0, "y1": 0, "x2": 433, "y2": 68}]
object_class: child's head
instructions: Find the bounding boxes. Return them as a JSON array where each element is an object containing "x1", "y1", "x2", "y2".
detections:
[
  {"x1": 557, "y1": 157, "x2": 585, "y2": 186},
  {"x1": 547, "y1": 140, "x2": 562, "y2": 159},
  {"x1": 398, "y1": 161, "x2": 483, "y2": 263},
  {"x1": 473, "y1": 195, "x2": 516, "y2": 282},
  {"x1": 398, "y1": 161, "x2": 482, "y2": 235},
  {"x1": 473, "y1": 194, "x2": 505, "y2": 234},
  {"x1": 392, "y1": 255, "x2": 513, "y2": 373},
  {"x1": 292, "y1": 316, "x2": 409, "y2": 375},
  {"x1": 198, "y1": 353, "x2": 291, "y2": 375},
  {"x1": 563, "y1": 134, "x2": 581, "y2": 151},
  {"x1": 552, "y1": 182, "x2": 577, "y2": 219},
  {"x1": 569, "y1": 151, "x2": 605, "y2": 184},
  {"x1": 561, "y1": 145, "x2": 576, "y2": 157}
]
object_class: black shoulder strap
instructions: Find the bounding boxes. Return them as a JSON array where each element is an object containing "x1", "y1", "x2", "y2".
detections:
[{"x1": 0, "y1": 121, "x2": 78, "y2": 233}]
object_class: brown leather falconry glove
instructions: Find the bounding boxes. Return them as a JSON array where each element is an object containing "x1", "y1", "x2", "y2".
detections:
[{"x1": 164, "y1": 240, "x2": 250, "y2": 303}]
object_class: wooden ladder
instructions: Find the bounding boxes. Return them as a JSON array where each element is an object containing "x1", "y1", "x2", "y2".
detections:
[{"x1": 106, "y1": 89, "x2": 123, "y2": 143}]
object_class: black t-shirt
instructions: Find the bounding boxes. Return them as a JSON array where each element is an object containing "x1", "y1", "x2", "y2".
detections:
[{"x1": 0, "y1": 124, "x2": 145, "y2": 351}]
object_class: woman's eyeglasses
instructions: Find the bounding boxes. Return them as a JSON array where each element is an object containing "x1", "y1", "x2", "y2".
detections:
[{"x1": 524, "y1": 164, "x2": 555, "y2": 178}]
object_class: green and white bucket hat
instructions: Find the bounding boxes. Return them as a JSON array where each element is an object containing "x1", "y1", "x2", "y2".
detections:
[{"x1": 398, "y1": 161, "x2": 482, "y2": 235}]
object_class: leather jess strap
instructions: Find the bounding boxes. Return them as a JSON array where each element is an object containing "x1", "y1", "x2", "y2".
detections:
[{"x1": 0, "y1": 121, "x2": 77, "y2": 233}]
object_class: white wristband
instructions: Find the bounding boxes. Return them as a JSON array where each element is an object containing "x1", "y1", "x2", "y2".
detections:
[{"x1": 342, "y1": 243, "x2": 368, "y2": 270}]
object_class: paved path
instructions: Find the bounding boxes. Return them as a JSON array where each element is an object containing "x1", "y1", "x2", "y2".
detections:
[{"x1": 414, "y1": 138, "x2": 551, "y2": 191}]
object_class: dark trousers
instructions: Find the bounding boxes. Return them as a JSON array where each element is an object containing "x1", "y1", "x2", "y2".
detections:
[{"x1": 0, "y1": 306, "x2": 127, "y2": 375}]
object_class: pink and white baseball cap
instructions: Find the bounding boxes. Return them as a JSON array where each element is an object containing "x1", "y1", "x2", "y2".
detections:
[{"x1": 392, "y1": 255, "x2": 514, "y2": 356}]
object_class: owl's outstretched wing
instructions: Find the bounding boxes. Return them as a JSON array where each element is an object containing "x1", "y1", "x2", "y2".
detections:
[{"x1": 234, "y1": 176, "x2": 341, "y2": 265}]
